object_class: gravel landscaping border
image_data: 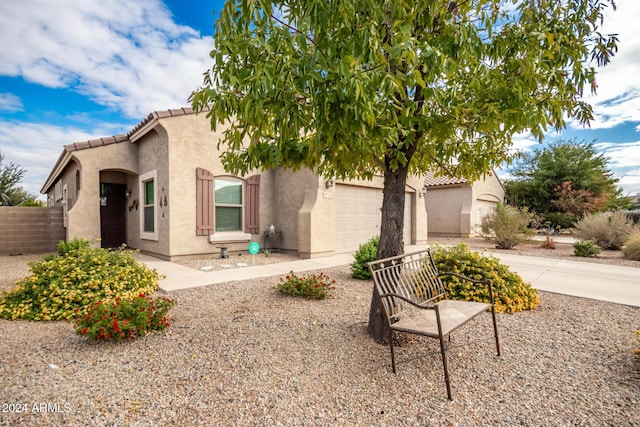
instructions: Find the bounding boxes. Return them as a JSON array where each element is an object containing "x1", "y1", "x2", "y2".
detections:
[{"x1": 1, "y1": 255, "x2": 639, "y2": 426}]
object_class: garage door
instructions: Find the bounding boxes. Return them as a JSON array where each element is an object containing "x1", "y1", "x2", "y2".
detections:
[{"x1": 335, "y1": 184, "x2": 412, "y2": 253}]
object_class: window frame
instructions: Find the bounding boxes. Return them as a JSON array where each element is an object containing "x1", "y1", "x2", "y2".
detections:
[
  {"x1": 214, "y1": 177, "x2": 244, "y2": 233},
  {"x1": 139, "y1": 170, "x2": 158, "y2": 241}
]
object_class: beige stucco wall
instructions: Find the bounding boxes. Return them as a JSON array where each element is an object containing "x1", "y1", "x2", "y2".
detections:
[
  {"x1": 425, "y1": 173, "x2": 504, "y2": 237},
  {"x1": 425, "y1": 184, "x2": 471, "y2": 237},
  {"x1": 153, "y1": 114, "x2": 269, "y2": 258},
  {"x1": 62, "y1": 143, "x2": 138, "y2": 244},
  {"x1": 131, "y1": 127, "x2": 170, "y2": 256},
  {"x1": 470, "y1": 172, "x2": 505, "y2": 234}
]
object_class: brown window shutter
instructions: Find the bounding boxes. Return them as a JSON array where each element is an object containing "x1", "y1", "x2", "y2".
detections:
[
  {"x1": 245, "y1": 175, "x2": 260, "y2": 234},
  {"x1": 196, "y1": 167, "x2": 214, "y2": 236}
]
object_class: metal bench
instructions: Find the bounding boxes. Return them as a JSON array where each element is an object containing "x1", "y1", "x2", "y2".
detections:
[{"x1": 367, "y1": 248, "x2": 501, "y2": 400}]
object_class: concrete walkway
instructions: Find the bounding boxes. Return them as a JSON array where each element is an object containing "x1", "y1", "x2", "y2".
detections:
[{"x1": 139, "y1": 245, "x2": 640, "y2": 307}]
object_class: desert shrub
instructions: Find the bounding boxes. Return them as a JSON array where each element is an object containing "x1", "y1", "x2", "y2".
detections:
[
  {"x1": 544, "y1": 212, "x2": 576, "y2": 230},
  {"x1": 277, "y1": 271, "x2": 336, "y2": 299},
  {"x1": 573, "y1": 211, "x2": 639, "y2": 250},
  {"x1": 350, "y1": 235, "x2": 380, "y2": 279},
  {"x1": 622, "y1": 232, "x2": 640, "y2": 261},
  {"x1": 74, "y1": 294, "x2": 175, "y2": 341},
  {"x1": 431, "y1": 243, "x2": 540, "y2": 313},
  {"x1": 573, "y1": 240, "x2": 601, "y2": 257},
  {"x1": 0, "y1": 239, "x2": 160, "y2": 321},
  {"x1": 539, "y1": 235, "x2": 556, "y2": 249},
  {"x1": 480, "y1": 203, "x2": 536, "y2": 249}
]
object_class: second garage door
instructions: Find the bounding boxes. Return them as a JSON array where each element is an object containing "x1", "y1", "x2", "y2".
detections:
[{"x1": 335, "y1": 184, "x2": 412, "y2": 253}]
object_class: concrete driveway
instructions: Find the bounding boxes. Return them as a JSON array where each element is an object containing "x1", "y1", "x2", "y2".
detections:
[{"x1": 492, "y1": 252, "x2": 640, "y2": 307}]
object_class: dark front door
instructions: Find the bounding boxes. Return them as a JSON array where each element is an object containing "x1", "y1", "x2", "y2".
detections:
[{"x1": 100, "y1": 183, "x2": 127, "y2": 248}]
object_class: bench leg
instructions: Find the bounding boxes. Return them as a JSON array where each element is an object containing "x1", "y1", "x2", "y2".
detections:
[
  {"x1": 435, "y1": 307, "x2": 453, "y2": 400},
  {"x1": 438, "y1": 333, "x2": 453, "y2": 401},
  {"x1": 389, "y1": 328, "x2": 397, "y2": 374},
  {"x1": 491, "y1": 305, "x2": 501, "y2": 356}
]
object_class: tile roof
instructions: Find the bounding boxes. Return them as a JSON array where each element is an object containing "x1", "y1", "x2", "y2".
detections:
[
  {"x1": 42, "y1": 107, "x2": 201, "y2": 194},
  {"x1": 128, "y1": 107, "x2": 197, "y2": 137},
  {"x1": 423, "y1": 171, "x2": 468, "y2": 187},
  {"x1": 60, "y1": 107, "x2": 200, "y2": 154},
  {"x1": 63, "y1": 134, "x2": 129, "y2": 152}
]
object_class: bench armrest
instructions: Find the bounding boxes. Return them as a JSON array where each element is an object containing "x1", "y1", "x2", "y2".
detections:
[{"x1": 436, "y1": 272, "x2": 496, "y2": 305}]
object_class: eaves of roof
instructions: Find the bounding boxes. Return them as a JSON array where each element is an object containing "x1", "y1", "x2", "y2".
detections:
[{"x1": 40, "y1": 107, "x2": 202, "y2": 195}]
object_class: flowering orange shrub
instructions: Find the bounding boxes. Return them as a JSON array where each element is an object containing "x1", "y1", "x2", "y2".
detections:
[
  {"x1": 277, "y1": 271, "x2": 336, "y2": 300},
  {"x1": 74, "y1": 294, "x2": 175, "y2": 341}
]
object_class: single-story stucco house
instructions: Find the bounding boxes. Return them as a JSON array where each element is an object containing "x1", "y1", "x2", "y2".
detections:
[
  {"x1": 424, "y1": 171, "x2": 505, "y2": 238},
  {"x1": 41, "y1": 108, "x2": 429, "y2": 260}
]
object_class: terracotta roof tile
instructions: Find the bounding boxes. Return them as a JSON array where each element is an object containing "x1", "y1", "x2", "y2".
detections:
[
  {"x1": 127, "y1": 107, "x2": 198, "y2": 137},
  {"x1": 63, "y1": 133, "x2": 129, "y2": 153},
  {"x1": 423, "y1": 171, "x2": 468, "y2": 187}
]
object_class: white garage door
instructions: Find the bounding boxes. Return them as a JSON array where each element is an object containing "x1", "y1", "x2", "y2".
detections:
[{"x1": 335, "y1": 184, "x2": 412, "y2": 253}]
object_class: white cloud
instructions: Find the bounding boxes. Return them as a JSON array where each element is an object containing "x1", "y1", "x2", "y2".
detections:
[
  {"x1": 572, "y1": 1, "x2": 640, "y2": 130},
  {"x1": 0, "y1": 0, "x2": 213, "y2": 118},
  {"x1": 0, "y1": 120, "x2": 129, "y2": 197},
  {"x1": 0, "y1": 93, "x2": 23, "y2": 112},
  {"x1": 594, "y1": 140, "x2": 640, "y2": 169},
  {"x1": 618, "y1": 172, "x2": 640, "y2": 196}
]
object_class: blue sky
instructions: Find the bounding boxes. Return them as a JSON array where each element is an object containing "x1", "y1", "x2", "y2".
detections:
[{"x1": 1, "y1": 0, "x2": 639, "y2": 199}]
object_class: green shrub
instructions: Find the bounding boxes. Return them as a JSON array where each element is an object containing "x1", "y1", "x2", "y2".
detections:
[
  {"x1": 58, "y1": 238, "x2": 91, "y2": 256},
  {"x1": 0, "y1": 239, "x2": 160, "y2": 321},
  {"x1": 74, "y1": 294, "x2": 175, "y2": 341},
  {"x1": 544, "y1": 212, "x2": 576, "y2": 230},
  {"x1": 573, "y1": 240, "x2": 601, "y2": 257},
  {"x1": 431, "y1": 243, "x2": 540, "y2": 313},
  {"x1": 480, "y1": 203, "x2": 536, "y2": 249},
  {"x1": 277, "y1": 271, "x2": 336, "y2": 299},
  {"x1": 350, "y1": 236, "x2": 380, "y2": 279},
  {"x1": 573, "y1": 211, "x2": 639, "y2": 250},
  {"x1": 622, "y1": 232, "x2": 640, "y2": 261}
]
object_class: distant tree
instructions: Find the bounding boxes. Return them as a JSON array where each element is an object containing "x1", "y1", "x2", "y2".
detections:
[
  {"x1": 191, "y1": 0, "x2": 618, "y2": 342},
  {"x1": 505, "y1": 139, "x2": 630, "y2": 227},
  {"x1": 0, "y1": 152, "x2": 42, "y2": 206}
]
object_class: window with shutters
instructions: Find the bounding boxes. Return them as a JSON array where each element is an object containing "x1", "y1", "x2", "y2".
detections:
[{"x1": 196, "y1": 169, "x2": 260, "y2": 238}]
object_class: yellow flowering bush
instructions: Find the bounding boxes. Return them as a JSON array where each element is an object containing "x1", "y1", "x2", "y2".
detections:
[
  {"x1": 431, "y1": 243, "x2": 540, "y2": 313},
  {"x1": 0, "y1": 239, "x2": 160, "y2": 321}
]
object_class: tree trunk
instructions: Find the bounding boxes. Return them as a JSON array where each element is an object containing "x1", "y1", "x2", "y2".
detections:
[{"x1": 367, "y1": 164, "x2": 409, "y2": 343}]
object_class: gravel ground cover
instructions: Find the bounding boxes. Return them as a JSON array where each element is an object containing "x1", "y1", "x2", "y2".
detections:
[{"x1": 0, "y1": 243, "x2": 639, "y2": 426}]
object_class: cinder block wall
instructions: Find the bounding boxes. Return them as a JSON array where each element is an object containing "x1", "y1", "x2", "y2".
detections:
[{"x1": 0, "y1": 207, "x2": 66, "y2": 255}]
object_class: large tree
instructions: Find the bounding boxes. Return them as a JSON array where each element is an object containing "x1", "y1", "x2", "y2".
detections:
[
  {"x1": 191, "y1": 0, "x2": 617, "y2": 341},
  {"x1": 505, "y1": 139, "x2": 629, "y2": 227}
]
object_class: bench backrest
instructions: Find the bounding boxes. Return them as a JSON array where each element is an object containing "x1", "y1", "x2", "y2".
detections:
[{"x1": 367, "y1": 249, "x2": 447, "y2": 321}]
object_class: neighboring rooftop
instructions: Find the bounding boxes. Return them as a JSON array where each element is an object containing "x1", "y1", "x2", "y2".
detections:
[{"x1": 423, "y1": 171, "x2": 468, "y2": 187}]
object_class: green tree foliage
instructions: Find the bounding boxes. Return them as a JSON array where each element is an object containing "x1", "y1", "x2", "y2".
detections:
[
  {"x1": 191, "y1": 0, "x2": 618, "y2": 341},
  {"x1": 505, "y1": 139, "x2": 629, "y2": 226},
  {"x1": 0, "y1": 152, "x2": 42, "y2": 206}
]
